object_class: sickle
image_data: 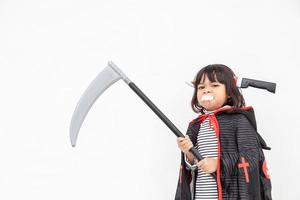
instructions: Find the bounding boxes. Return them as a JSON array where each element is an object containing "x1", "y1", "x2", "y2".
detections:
[{"x1": 69, "y1": 61, "x2": 204, "y2": 161}]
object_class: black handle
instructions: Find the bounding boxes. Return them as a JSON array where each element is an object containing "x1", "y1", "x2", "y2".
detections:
[
  {"x1": 128, "y1": 82, "x2": 204, "y2": 161},
  {"x1": 241, "y1": 78, "x2": 276, "y2": 93},
  {"x1": 128, "y1": 82, "x2": 217, "y2": 179}
]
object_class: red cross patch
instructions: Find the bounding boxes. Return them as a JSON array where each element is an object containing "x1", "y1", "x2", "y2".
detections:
[{"x1": 238, "y1": 157, "x2": 250, "y2": 183}]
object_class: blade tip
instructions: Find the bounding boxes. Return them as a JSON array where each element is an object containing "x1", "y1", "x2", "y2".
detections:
[{"x1": 70, "y1": 140, "x2": 77, "y2": 147}]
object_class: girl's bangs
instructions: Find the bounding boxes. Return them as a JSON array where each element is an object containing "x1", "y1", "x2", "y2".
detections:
[{"x1": 196, "y1": 68, "x2": 226, "y2": 85}]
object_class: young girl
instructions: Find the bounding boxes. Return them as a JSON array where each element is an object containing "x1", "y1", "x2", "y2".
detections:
[{"x1": 175, "y1": 64, "x2": 272, "y2": 200}]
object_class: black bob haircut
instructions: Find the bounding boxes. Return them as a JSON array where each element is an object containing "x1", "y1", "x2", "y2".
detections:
[{"x1": 191, "y1": 64, "x2": 245, "y2": 113}]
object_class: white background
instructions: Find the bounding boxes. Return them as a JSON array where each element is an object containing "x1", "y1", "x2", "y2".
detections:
[{"x1": 0, "y1": 0, "x2": 299, "y2": 199}]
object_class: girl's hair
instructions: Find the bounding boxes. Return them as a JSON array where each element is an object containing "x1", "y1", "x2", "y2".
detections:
[{"x1": 191, "y1": 64, "x2": 245, "y2": 113}]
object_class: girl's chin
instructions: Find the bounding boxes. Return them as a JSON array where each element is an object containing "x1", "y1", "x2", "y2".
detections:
[
  {"x1": 201, "y1": 103, "x2": 217, "y2": 111},
  {"x1": 203, "y1": 107, "x2": 214, "y2": 111}
]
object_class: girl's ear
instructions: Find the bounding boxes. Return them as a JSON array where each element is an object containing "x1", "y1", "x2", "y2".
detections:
[{"x1": 233, "y1": 76, "x2": 238, "y2": 85}]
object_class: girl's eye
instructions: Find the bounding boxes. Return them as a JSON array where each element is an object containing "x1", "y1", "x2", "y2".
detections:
[
  {"x1": 212, "y1": 84, "x2": 219, "y2": 87},
  {"x1": 198, "y1": 86, "x2": 205, "y2": 90}
]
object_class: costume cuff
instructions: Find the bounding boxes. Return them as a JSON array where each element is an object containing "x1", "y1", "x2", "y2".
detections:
[{"x1": 184, "y1": 154, "x2": 198, "y2": 170}]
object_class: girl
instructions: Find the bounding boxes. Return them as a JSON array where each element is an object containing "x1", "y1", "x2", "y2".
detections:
[{"x1": 175, "y1": 64, "x2": 272, "y2": 200}]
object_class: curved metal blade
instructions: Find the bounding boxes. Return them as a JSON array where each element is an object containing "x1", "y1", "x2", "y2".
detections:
[{"x1": 70, "y1": 64, "x2": 121, "y2": 147}]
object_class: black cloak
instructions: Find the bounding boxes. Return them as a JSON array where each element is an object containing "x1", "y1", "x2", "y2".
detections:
[{"x1": 175, "y1": 107, "x2": 272, "y2": 200}]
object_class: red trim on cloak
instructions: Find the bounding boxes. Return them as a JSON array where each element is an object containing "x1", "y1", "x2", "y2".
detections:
[
  {"x1": 212, "y1": 115, "x2": 223, "y2": 200},
  {"x1": 198, "y1": 114, "x2": 223, "y2": 200},
  {"x1": 192, "y1": 106, "x2": 253, "y2": 123}
]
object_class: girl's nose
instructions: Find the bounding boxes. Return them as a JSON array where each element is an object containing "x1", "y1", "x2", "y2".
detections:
[{"x1": 204, "y1": 88, "x2": 212, "y2": 93}]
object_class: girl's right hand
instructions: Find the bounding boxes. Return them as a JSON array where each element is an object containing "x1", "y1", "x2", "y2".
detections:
[{"x1": 176, "y1": 135, "x2": 194, "y2": 153}]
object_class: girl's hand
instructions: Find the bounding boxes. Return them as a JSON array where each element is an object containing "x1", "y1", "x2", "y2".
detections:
[
  {"x1": 197, "y1": 158, "x2": 217, "y2": 174},
  {"x1": 176, "y1": 135, "x2": 193, "y2": 154}
]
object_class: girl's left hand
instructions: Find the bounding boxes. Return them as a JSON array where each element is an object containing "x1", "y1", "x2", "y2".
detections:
[{"x1": 197, "y1": 158, "x2": 217, "y2": 174}]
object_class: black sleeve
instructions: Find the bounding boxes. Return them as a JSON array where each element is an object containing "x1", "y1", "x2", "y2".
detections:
[
  {"x1": 174, "y1": 122, "x2": 198, "y2": 200},
  {"x1": 236, "y1": 116, "x2": 272, "y2": 200},
  {"x1": 220, "y1": 114, "x2": 272, "y2": 199},
  {"x1": 236, "y1": 114, "x2": 270, "y2": 199},
  {"x1": 185, "y1": 122, "x2": 198, "y2": 146},
  {"x1": 236, "y1": 114, "x2": 261, "y2": 173}
]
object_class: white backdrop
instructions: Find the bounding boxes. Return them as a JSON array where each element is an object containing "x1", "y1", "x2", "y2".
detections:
[{"x1": 0, "y1": 0, "x2": 299, "y2": 199}]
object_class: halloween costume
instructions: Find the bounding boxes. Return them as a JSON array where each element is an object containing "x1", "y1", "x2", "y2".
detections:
[
  {"x1": 175, "y1": 106, "x2": 272, "y2": 200},
  {"x1": 185, "y1": 109, "x2": 219, "y2": 199}
]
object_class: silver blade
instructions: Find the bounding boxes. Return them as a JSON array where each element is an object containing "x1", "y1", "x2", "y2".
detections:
[{"x1": 70, "y1": 64, "x2": 122, "y2": 147}]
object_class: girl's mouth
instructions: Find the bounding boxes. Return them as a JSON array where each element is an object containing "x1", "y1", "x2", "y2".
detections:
[{"x1": 201, "y1": 95, "x2": 214, "y2": 101}]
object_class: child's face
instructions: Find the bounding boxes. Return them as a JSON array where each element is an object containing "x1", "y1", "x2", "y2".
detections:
[{"x1": 197, "y1": 74, "x2": 227, "y2": 111}]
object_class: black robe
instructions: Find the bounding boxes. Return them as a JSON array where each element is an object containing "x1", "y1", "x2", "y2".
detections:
[{"x1": 175, "y1": 107, "x2": 272, "y2": 200}]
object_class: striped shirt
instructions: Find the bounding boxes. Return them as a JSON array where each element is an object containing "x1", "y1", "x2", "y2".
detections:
[{"x1": 185, "y1": 112, "x2": 218, "y2": 200}]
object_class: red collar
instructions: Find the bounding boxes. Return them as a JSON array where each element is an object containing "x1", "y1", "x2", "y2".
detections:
[{"x1": 192, "y1": 106, "x2": 253, "y2": 123}]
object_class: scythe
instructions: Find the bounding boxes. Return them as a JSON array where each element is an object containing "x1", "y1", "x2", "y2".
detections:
[{"x1": 69, "y1": 61, "x2": 276, "y2": 163}]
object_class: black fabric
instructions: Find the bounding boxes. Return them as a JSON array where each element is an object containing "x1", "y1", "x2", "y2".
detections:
[
  {"x1": 175, "y1": 121, "x2": 199, "y2": 200},
  {"x1": 229, "y1": 109, "x2": 271, "y2": 150},
  {"x1": 175, "y1": 107, "x2": 272, "y2": 200}
]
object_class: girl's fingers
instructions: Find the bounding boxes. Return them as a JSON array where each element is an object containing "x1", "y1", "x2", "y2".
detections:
[
  {"x1": 185, "y1": 135, "x2": 192, "y2": 142},
  {"x1": 198, "y1": 159, "x2": 208, "y2": 169},
  {"x1": 198, "y1": 159, "x2": 204, "y2": 168},
  {"x1": 197, "y1": 158, "x2": 217, "y2": 173},
  {"x1": 178, "y1": 138, "x2": 190, "y2": 146},
  {"x1": 183, "y1": 142, "x2": 193, "y2": 150},
  {"x1": 177, "y1": 137, "x2": 185, "y2": 146},
  {"x1": 177, "y1": 137, "x2": 193, "y2": 153}
]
